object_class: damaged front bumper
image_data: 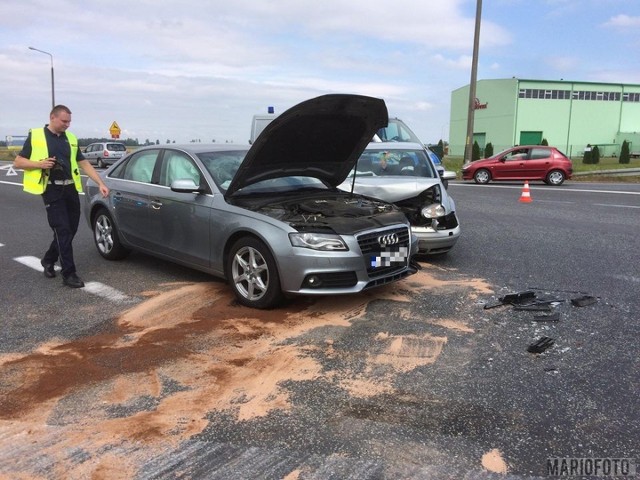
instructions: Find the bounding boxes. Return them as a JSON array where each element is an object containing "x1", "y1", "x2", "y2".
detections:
[
  {"x1": 278, "y1": 227, "x2": 420, "y2": 296},
  {"x1": 412, "y1": 214, "x2": 461, "y2": 255}
]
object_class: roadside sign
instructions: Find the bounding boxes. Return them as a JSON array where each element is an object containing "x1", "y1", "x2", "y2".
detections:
[
  {"x1": 5, "y1": 135, "x2": 27, "y2": 150},
  {"x1": 109, "y1": 121, "x2": 121, "y2": 139}
]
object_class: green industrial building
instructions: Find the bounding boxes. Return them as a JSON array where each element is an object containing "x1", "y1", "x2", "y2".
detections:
[{"x1": 449, "y1": 78, "x2": 640, "y2": 158}]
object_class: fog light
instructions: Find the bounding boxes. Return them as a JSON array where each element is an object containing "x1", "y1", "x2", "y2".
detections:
[{"x1": 304, "y1": 275, "x2": 323, "y2": 288}]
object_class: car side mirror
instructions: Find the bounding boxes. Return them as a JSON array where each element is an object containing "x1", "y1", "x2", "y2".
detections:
[
  {"x1": 437, "y1": 168, "x2": 456, "y2": 189},
  {"x1": 440, "y1": 170, "x2": 457, "y2": 181},
  {"x1": 171, "y1": 179, "x2": 204, "y2": 193}
]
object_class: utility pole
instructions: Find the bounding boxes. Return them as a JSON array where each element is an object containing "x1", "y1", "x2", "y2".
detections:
[{"x1": 463, "y1": 0, "x2": 482, "y2": 165}]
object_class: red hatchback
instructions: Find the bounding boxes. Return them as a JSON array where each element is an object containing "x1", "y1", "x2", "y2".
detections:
[{"x1": 461, "y1": 145, "x2": 572, "y2": 186}]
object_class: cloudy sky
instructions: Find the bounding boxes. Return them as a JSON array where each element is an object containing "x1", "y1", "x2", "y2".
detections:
[{"x1": 1, "y1": 0, "x2": 639, "y2": 145}]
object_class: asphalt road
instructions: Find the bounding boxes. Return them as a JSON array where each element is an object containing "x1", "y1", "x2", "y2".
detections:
[
  {"x1": 1, "y1": 165, "x2": 639, "y2": 479},
  {"x1": 444, "y1": 180, "x2": 640, "y2": 307}
]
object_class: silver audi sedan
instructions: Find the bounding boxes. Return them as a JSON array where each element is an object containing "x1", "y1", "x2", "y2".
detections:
[{"x1": 84, "y1": 94, "x2": 419, "y2": 308}]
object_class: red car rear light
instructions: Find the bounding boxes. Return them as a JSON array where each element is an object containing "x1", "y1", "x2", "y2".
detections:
[{"x1": 104, "y1": 150, "x2": 110, "y2": 156}]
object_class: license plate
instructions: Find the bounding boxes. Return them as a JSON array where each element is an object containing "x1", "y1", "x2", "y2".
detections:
[{"x1": 370, "y1": 246, "x2": 409, "y2": 268}]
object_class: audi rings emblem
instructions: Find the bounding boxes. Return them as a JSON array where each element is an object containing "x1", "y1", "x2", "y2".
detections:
[{"x1": 378, "y1": 233, "x2": 399, "y2": 247}]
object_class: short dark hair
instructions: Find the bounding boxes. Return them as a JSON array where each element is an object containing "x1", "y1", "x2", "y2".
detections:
[{"x1": 50, "y1": 104, "x2": 72, "y2": 117}]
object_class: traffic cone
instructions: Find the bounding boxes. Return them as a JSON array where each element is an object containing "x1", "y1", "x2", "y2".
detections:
[{"x1": 519, "y1": 181, "x2": 532, "y2": 203}]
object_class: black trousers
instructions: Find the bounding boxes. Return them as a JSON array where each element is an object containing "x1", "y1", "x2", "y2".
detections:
[{"x1": 41, "y1": 185, "x2": 81, "y2": 278}]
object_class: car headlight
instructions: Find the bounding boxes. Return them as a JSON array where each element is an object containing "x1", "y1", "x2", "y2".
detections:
[
  {"x1": 421, "y1": 204, "x2": 446, "y2": 219},
  {"x1": 289, "y1": 232, "x2": 348, "y2": 251}
]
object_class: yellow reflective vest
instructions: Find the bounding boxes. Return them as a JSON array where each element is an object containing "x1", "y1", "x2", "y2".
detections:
[{"x1": 23, "y1": 128, "x2": 82, "y2": 195}]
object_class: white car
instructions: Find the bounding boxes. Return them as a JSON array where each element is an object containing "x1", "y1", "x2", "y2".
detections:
[
  {"x1": 339, "y1": 142, "x2": 460, "y2": 255},
  {"x1": 83, "y1": 142, "x2": 127, "y2": 168}
]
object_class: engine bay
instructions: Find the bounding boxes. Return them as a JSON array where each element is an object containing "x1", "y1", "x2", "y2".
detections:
[
  {"x1": 232, "y1": 192, "x2": 406, "y2": 234},
  {"x1": 257, "y1": 195, "x2": 393, "y2": 220}
]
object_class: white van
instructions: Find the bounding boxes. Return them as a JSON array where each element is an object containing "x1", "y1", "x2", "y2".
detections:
[
  {"x1": 250, "y1": 114, "x2": 278, "y2": 144},
  {"x1": 250, "y1": 113, "x2": 423, "y2": 145},
  {"x1": 373, "y1": 117, "x2": 422, "y2": 143}
]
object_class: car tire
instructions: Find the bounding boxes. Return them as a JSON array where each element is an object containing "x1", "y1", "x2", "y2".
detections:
[
  {"x1": 227, "y1": 236, "x2": 283, "y2": 309},
  {"x1": 474, "y1": 169, "x2": 491, "y2": 184},
  {"x1": 545, "y1": 170, "x2": 565, "y2": 186},
  {"x1": 97, "y1": 158, "x2": 105, "y2": 169},
  {"x1": 92, "y1": 208, "x2": 130, "y2": 260}
]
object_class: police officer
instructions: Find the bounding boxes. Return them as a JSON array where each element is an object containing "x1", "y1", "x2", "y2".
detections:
[{"x1": 13, "y1": 105, "x2": 109, "y2": 288}]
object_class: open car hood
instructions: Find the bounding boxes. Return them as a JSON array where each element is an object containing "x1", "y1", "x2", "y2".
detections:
[{"x1": 225, "y1": 94, "x2": 388, "y2": 197}]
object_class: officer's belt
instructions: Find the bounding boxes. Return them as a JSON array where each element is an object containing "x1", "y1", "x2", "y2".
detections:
[{"x1": 48, "y1": 179, "x2": 74, "y2": 186}]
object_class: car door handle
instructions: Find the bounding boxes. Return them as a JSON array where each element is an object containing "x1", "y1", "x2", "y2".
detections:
[{"x1": 150, "y1": 200, "x2": 163, "y2": 210}]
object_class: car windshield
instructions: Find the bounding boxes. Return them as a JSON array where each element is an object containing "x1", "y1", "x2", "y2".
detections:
[
  {"x1": 197, "y1": 150, "x2": 247, "y2": 192},
  {"x1": 349, "y1": 149, "x2": 438, "y2": 178},
  {"x1": 197, "y1": 150, "x2": 326, "y2": 194}
]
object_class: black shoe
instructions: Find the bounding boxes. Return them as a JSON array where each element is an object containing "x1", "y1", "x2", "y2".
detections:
[
  {"x1": 41, "y1": 259, "x2": 56, "y2": 278},
  {"x1": 62, "y1": 273, "x2": 85, "y2": 288}
]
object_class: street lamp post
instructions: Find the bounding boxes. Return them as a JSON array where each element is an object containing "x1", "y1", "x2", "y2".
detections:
[{"x1": 28, "y1": 46, "x2": 55, "y2": 109}]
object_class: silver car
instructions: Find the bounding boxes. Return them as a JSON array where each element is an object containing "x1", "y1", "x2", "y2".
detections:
[
  {"x1": 339, "y1": 142, "x2": 461, "y2": 255},
  {"x1": 84, "y1": 142, "x2": 127, "y2": 168},
  {"x1": 84, "y1": 94, "x2": 419, "y2": 309}
]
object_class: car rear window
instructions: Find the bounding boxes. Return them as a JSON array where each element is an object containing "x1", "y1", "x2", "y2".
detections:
[{"x1": 107, "y1": 143, "x2": 127, "y2": 151}]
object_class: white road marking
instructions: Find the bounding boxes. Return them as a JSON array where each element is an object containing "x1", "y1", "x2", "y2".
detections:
[
  {"x1": 612, "y1": 274, "x2": 640, "y2": 283},
  {"x1": 530, "y1": 199, "x2": 575, "y2": 204},
  {"x1": 449, "y1": 182, "x2": 640, "y2": 207},
  {"x1": 593, "y1": 203, "x2": 640, "y2": 209},
  {"x1": 82, "y1": 282, "x2": 133, "y2": 303},
  {"x1": 0, "y1": 165, "x2": 18, "y2": 176},
  {"x1": 450, "y1": 182, "x2": 640, "y2": 196},
  {"x1": 0, "y1": 165, "x2": 87, "y2": 190},
  {"x1": 13, "y1": 255, "x2": 132, "y2": 303},
  {"x1": 1, "y1": 178, "x2": 85, "y2": 194},
  {"x1": 14, "y1": 255, "x2": 52, "y2": 273},
  {"x1": 0, "y1": 180, "x2": 22, "y2": 187}
]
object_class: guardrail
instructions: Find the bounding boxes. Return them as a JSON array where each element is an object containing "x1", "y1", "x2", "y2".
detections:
[{"x1": 573, "y1": 168, "x2": 640, "y2": 177}]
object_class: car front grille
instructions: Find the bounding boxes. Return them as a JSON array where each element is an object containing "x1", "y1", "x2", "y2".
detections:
[
  {"x1": 357, "y1": 226, "x2": 411, "y2": 279},
  {"x1": 364, "y1": 267, "x2": 414, "y2": 290}
]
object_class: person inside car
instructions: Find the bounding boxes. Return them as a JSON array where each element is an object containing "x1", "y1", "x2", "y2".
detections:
[{"x1": 376, "y1": 151, "x2": 394, "y2": 175}]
